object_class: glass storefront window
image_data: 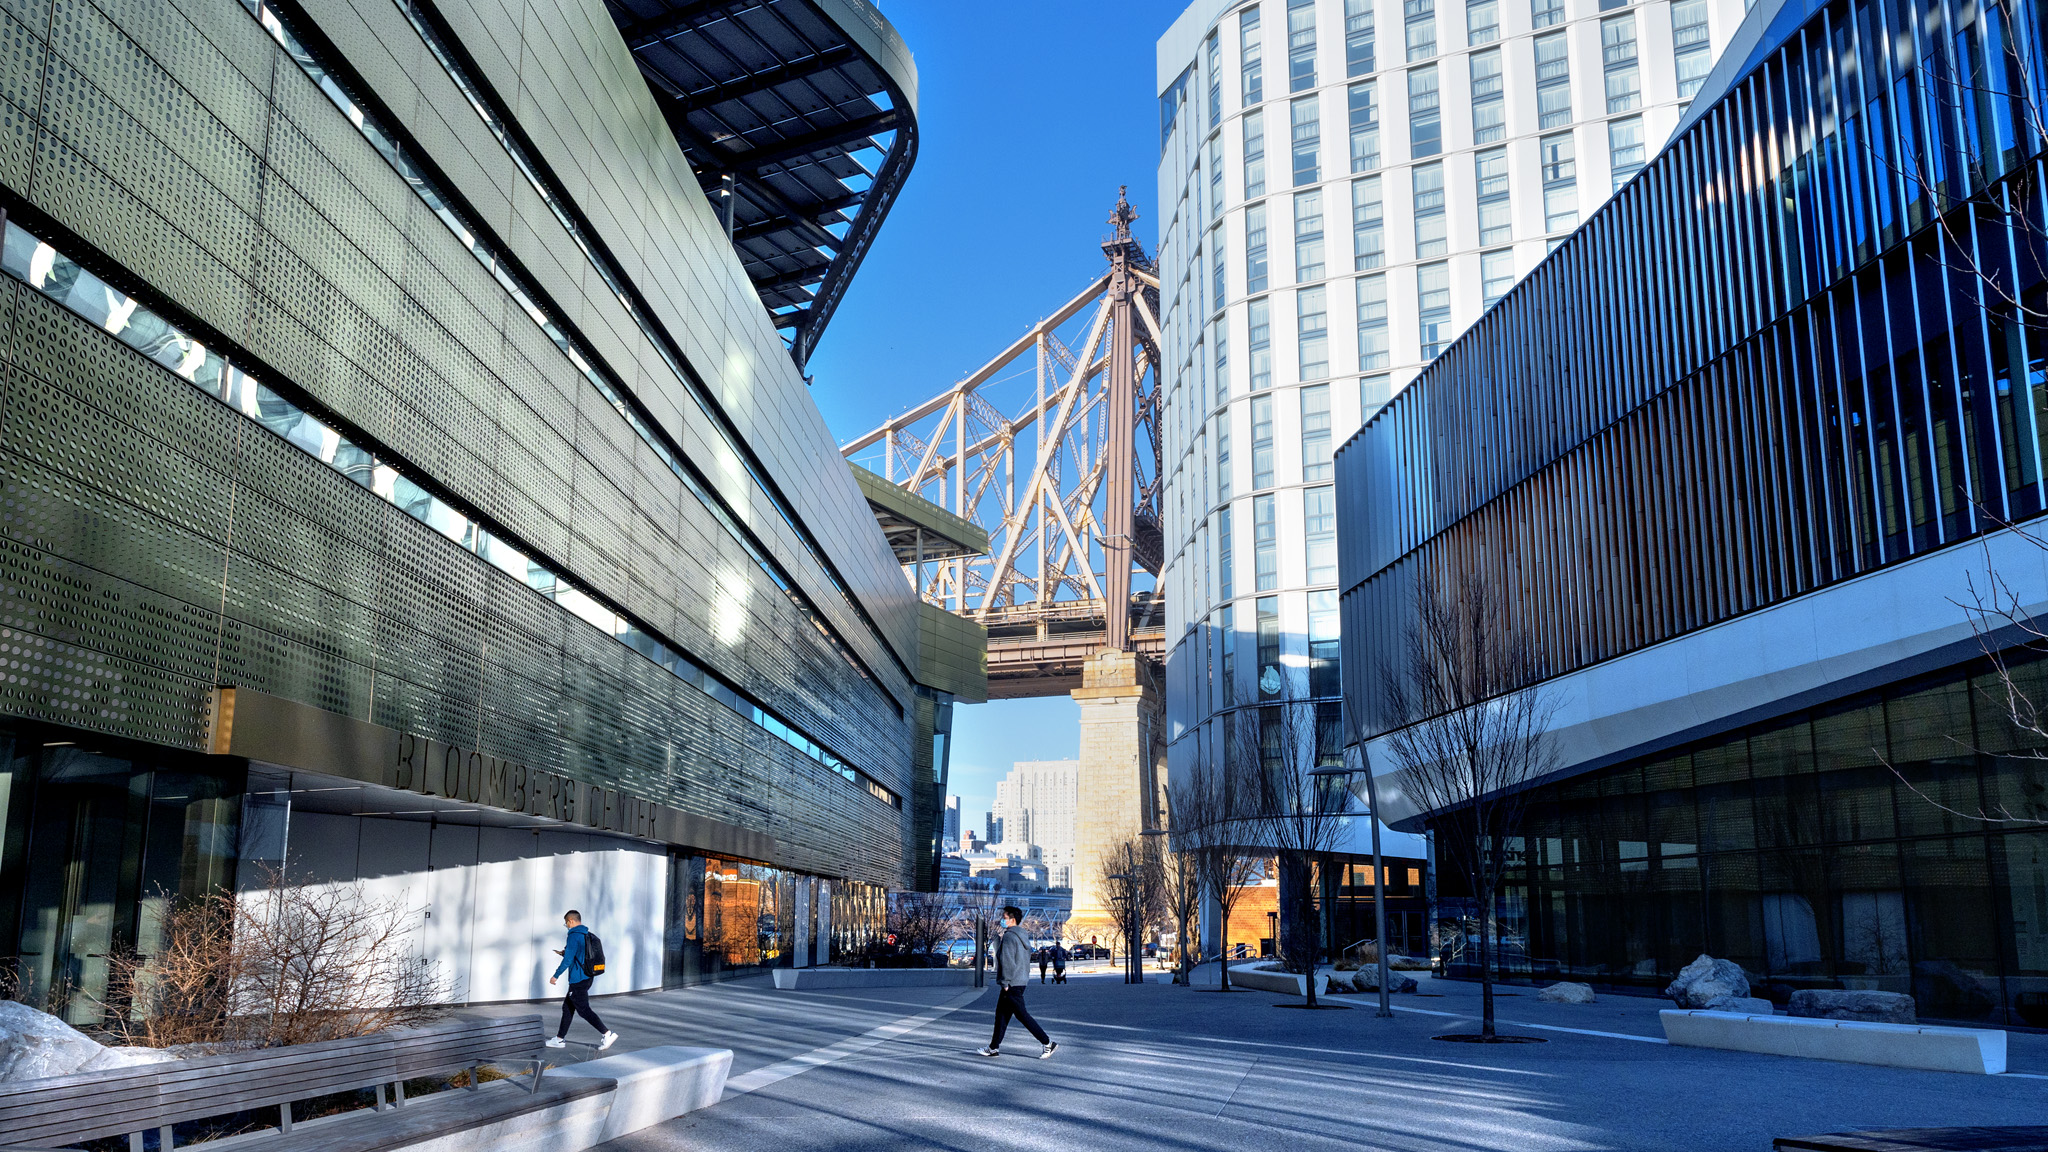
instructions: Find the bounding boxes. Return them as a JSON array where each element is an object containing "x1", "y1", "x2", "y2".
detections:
[
  {"x1": 0, "y1": 734, "x2": 241, "y2": 1025},
  {"x1": 1438, "y1": 650, "x2": 2048, "y2": 1023}
]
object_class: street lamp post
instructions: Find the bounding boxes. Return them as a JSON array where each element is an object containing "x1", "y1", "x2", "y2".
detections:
[
  {"x1": 1105, "y1": 870, "x2": 1137, "y2": 984},
  {"x1": 1310, "y1": 758, "x2": 1392, "y2": 1019}
]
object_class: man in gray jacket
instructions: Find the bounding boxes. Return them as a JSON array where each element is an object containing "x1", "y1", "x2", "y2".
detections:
[{"x1": 978, "y1": 906, "x2": 1057, "y2": 1058}]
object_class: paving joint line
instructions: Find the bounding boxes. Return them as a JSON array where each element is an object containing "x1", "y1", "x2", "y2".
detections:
[
  {"x1": 1384, "y1": 1003, "x2": 1670, "y2": 1043},
  {"x1": 1217, "y1": 1055, "x2": 1261, "y2": 1115}
]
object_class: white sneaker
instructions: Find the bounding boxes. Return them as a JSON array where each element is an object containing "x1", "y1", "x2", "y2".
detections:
[
  {"x1": 598, "y1": 1031, "x2": 619, "y2": 1051},
  {"x1": 976, "y1": 1046, "x2": 1000, "y2": 1057},
  {"x1": 544, "y1": 1037, "x2": 566, "y2": 1049},
  {"x1": 1040, "y1": 1042, "x2": 1058, "y2": 1059}
]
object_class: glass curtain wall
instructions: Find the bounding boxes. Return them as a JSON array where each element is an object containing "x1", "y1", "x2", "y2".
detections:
[{"x1": 1437, "y1": 650, "x2": 2048, "y2": 1026}]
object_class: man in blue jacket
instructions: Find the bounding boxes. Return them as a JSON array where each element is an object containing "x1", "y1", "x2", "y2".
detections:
[{"x1": 545, "y1": 910, "x2": 618, "y2": 1050}]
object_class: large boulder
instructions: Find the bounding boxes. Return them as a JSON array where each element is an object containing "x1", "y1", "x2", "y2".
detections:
[
  {"x1": 1788, "y1": 989, "x2": 1916, "y2": 1024},
  {"x1": 1353, "y1": 968, "x2": 1418, "y2": 994},
  {"x1": 0, "y1": 1000, "x2": 178, "y2": 1082},
  {"x1": 1664, "y1": 954, "x2": 1749, "y2": 1009},
  {"x1": 1538, "y1": 981, "x2": 1596, "y2": 1005},
  {"x1": 1388, "y1": 955, "x2": 1433, "y2": 971},
  {"x1": 1703, "y1": 995, "x2": 1775, "y2": 1014}
]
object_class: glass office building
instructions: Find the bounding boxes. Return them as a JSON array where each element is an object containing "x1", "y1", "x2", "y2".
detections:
[
  {"x1": 1338, "y1": 0, "x2": 2048, "y2": 1024},
  {"x1": 0, "y1": 0, "x2": 936, "y2": 1022},
  {"x1": 1151, "y1": 0, "x2": 1742, "y2": 821}
]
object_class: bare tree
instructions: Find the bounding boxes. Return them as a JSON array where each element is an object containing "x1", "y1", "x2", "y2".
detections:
[
  {"x1": 103, "y1": 868, "x2": 445, "y2": 1050},
  {"x1": 946, "y1": 881, "x2": 1006, "y2": 971},
  {"x1": 1177, "y1": 750, "x2": 1265, "y2": 991},
  {"x1": 886, "y1": 891, "x2": 957, "y2": 964},
  {"x1": 1380, "y1": 575, "x2": 1560, "y2": 1040},
  {"x1": 1096, "y1": 837, "x2": 1161, "y2": 979},
  {"x1": 1876, "y1": 527, "x2": 2048, "y2": 825},
  {"x1": 1157, "y1": 820, "x2": 1204, "y2": 986},
  {"x1": 1239, "y1": 695, "x2": 1351, "y2": 1007}
]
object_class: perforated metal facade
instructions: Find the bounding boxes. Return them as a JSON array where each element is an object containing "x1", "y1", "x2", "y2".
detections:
[{"x1": 0, "y1": 0, "x2": 917, "y2": 889}]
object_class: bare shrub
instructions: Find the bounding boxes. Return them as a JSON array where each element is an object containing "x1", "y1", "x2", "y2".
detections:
[{"x1": 103, "y1": 868, "x2": 446, "y2": 1050}]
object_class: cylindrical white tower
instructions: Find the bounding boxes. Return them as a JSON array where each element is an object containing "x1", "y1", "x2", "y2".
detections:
[{"x1": 1153, "y1": 0, "x2": 1743, "y2": 800}]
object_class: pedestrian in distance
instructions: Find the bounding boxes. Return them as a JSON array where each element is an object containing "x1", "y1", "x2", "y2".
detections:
[
  {"x1": 1038, "y1": 946, "x2": 1050, "y2": 984},
  {"x1": 1052, "y1": 942, "x2": 1067, "y2": 984},
  {"x1": 545, "y1": 910, "x2": 619, "y2": 1051},
  {"x1": 977, "y1": 906, "x2": 1056, "y2": 1059}
]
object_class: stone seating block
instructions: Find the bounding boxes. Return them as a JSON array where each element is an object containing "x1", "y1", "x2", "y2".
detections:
[{"x1": 1660, "y1": 1010, "x2": 2005, "y2": 1075}]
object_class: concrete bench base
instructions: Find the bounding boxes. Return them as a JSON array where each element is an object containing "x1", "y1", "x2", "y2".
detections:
[
  {"x1": 1225, "y1": 966, "x2": 1330, "y2": 998},
  {"x1": 552, "y1": 1045, "x2": 733, "y2": 1142},
  {"x1": 772, "y1": 967, "x2": 979, "y2": 989},
  {"x1": 1661, "y1": 1010, "x2": 2006, "y2": 1075}
]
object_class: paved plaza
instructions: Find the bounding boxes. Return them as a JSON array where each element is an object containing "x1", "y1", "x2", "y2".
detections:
[{"x1": 465, "y1": 970, "x2": 2048, "y2": 1152}]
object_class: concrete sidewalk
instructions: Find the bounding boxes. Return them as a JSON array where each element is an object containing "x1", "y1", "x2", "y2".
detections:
[
  {"x1": 456, "y1": 973, "x2": 981, "y2": 1082},
  {"x1": 568, "y1": 970, "x2": 2048, "y2": 1152}
]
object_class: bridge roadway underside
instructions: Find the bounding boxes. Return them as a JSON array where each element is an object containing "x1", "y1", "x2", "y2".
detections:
[{"x1": 985, "y1": 630, "x2": 1164, "y2": 698}]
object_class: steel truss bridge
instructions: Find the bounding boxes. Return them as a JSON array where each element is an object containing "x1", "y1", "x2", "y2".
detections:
[{"x1": 841, "y1": 193, "x2": 1165, "y2": 697}]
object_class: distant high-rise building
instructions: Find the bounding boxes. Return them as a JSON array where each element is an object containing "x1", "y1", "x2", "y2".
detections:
[
  {"x1": 944, "y1": 795, "x2": 962, "y2": 845},
  {"x1": 992, "y1": 760, "x2": 1080, "y2": 889},
  {"x1": 985, "y1": 812, "x2": 1004, "y2": 843}
]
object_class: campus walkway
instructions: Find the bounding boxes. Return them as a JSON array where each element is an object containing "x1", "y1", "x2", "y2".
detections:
[{"x1": 472, "y1": 971, "x2": 2048, "y2": 1152}]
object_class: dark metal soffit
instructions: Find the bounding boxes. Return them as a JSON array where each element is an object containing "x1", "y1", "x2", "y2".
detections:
[{"x1": 604, "y1": 0, "x2": 920, "y2": 369}]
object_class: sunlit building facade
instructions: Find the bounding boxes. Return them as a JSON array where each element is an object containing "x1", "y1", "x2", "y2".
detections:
[
  {"x1": 0, "y1": 0, "x2": 937, "y2": 1021},
  {"x1": 1152, "y1": 0, "x2": 1742, "y2": 806},
  {"x1": 1341, "y1": 0, "x2": 2048, "y2": 1025}
]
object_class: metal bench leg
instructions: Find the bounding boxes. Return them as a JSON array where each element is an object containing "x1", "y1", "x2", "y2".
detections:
[
  {"x1": 468, "y1": 1062, "x2": 480, "y2": 1090},
  {"x1": 529, "y1": 1057, "x2": 544, "y2": 1094},
  {"x1": 278, "y1": 1102, "x2": 292, "y2": 1135},
  {"x1": 374, "y1": 1083, "x2": 387, "y2": 1112},
  {"x1": 160, "y1": 1124, "x2": 174, "y2": 1150},
  {"x1": 128, "y1": 1132, "x2": 142, "y2": 1152},
  {"x1": 393, "y1": 1079, "x2": 406, "y2": 1106}
]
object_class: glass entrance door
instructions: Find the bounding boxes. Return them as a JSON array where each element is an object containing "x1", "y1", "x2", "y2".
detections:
[{"x1": 6, "y1": 740, "x2": 239, "y2": 1025}]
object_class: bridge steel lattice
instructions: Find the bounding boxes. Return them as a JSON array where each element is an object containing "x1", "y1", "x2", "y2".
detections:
[{"x1": 841, "y1": 194, "x2": 1164, "y2": 698}]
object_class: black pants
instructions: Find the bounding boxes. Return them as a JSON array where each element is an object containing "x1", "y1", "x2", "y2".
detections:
[
  {"x1": 990, "y1": 984, "x2": 1049, "y2": 1048},
  {"x1": 558, "y1": 978, "x2": 607, "y2": 1038},
  {"x1": 1039, "y1": 963, "x2": 1048, "y2": 983},
  {"x1": 1052, "y1": 967, "x2": 1066, "y2": 983}
]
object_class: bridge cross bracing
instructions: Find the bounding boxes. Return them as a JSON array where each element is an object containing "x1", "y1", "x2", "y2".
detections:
[{"x1": 841, "y1": 193, "x2": 1165, "y2": 698}]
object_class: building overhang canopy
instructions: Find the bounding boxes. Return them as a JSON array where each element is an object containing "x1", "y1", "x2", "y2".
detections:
[
  {"x1": 605, "y1": 0, "x2": 919, "y2": 368},
  {"x1": 850, "y1": 463, "x2": 988, "y2": 564}
]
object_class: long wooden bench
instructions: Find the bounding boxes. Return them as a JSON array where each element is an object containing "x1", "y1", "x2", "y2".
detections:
[{"x1": 0, "y1": 1016, "x2": 550, "y2": 1151}]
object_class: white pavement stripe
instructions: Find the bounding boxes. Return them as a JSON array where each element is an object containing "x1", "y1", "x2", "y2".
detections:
[
  {"x1": 720, "y1": 988, "x2": 986, "y2": 1099},
  {"x1": 1389, "y1": 1004, "x2": 1670, "y2": 1044}
]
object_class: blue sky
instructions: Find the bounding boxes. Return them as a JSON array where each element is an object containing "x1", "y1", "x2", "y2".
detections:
[{"x1": 806, "y1": 1, "x2": 1194, "y2": 822}]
